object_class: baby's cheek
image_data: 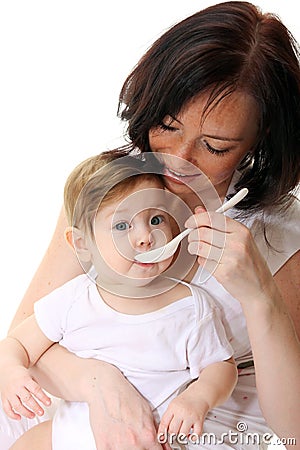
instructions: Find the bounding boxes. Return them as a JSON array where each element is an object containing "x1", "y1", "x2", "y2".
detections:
[{"x1": 159, "y1": 256, "x2": 174, "y2": 273}]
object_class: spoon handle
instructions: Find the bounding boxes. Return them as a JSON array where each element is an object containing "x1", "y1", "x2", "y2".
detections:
[{"x1": 215, "y1": 188, "x2": 248, "y2": 214}]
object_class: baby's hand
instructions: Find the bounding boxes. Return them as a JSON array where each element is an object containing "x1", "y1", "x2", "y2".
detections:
[
  {"x1": 1, "y1": 365, "x2": 51, "y2": 420},
  {"x1": 158, "y1": 389, "x2": 209, "y2": 445}
]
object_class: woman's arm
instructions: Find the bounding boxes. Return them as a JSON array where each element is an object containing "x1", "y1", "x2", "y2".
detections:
[
  {"x1": 186, "y1": 211, "x2": 300, "y2": 447},
  {"x1": 274, "y1": 251, "x2": 300, "y2": 338},
  {"x1": 30, "y1": 346, "x2": 169, "y2": 450},
  {"x1": 244, "y1": 252, "x2": 300, "y2": 447},
  {"x1": 243, "y1": 275, "x2": 300, "y2": 444}
]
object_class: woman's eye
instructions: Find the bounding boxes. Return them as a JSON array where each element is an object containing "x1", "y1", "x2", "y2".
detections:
[
  {"x1": 159, "y1": 122, "x2": 178, "y2": 132},
  {"x1": 114, "y1": 222, "x2": 129, "y2": 231},
  {"x1": 204, "y1": 140, "x2": 230, "y2": 156},
  {"x1": 151, "y1": 215, "x2": 164, "y2": 226}
]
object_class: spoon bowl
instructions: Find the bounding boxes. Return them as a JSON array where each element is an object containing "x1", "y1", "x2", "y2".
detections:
[{"x1": 134, "y1": 188, "x2": 248, "y2": 263}]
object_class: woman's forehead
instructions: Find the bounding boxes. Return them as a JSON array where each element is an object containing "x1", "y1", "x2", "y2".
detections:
[{"x1": 175, "y1": 90, "x2": 260, "y2": 139}]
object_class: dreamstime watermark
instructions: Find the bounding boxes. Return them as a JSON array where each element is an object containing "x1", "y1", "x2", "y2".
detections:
[{"x1": 157, "y1": 421, "x2": 297, "y2": 447}]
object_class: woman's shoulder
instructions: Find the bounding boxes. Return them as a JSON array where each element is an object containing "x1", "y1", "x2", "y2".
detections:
[
  {"x1": 227, "y1": 172, "x2": 299, "y2": 273},
  {"x1": 244, "y1": 196, "x2": 300, "y2": 274}
]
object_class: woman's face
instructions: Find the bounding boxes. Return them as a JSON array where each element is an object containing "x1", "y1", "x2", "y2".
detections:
[{"x1": 149, "y1": 90, "x2": 259, "y2": 199}]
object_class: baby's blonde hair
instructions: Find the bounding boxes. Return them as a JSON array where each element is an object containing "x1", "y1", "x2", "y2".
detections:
[{"x1": 64, "y1": 149, "x2": 165, "y2": 237}]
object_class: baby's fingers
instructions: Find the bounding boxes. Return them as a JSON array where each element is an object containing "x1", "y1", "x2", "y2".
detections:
[
  {"x1": 26, "y1": 379, "x2": 51, "y2": 407},
  {"x1": 19, "y1": 390, "x2": 45, "y2": 417},
  {"x1": 179, "y1": 420, "x2": 203, "y2": 444},
  {"x1": 21, "y1": 381, "x2": 51, "y2": 416},
  {"x1": 4, "y1": 395, "x2": 36, "y2": 420},
  {"x1": 2, "y1": 397, "x2": 22, "y2": 420},
  {"x1": 4, "y1": 382, "x2": 51, "y2": 420},
  {"x1": 190, "y1": 420, "x2": 203, "y2": 437},
  {"x1": 157, "y1": 409, "x2": 173, "y2": 437}
]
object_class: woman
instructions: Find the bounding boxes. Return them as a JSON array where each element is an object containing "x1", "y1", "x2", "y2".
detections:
[{"x1": 2, "y1": 2, "x2": 300, "y2": 449}]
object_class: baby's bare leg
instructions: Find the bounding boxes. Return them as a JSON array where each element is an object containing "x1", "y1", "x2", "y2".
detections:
[{"x1": 9, "y1": 420, "x2": 52, "y2": 450}]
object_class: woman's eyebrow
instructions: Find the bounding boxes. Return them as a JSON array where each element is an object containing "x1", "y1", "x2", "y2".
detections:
[
  {"x1": 202, "y1": 133, "x2": 243, "y2": 142},
  {"x1": 164, "y1": 115, "x2": 182, "y2": 125}
]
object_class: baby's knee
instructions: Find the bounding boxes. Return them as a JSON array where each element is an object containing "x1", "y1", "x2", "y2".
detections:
[{"x1": 9, "y1": 420, "x2": 52, "y2": 450}]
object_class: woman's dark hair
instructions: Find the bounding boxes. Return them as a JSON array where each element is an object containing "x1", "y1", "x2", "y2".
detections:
[{"x1": 118, "y1": 1, "x2": 300, "y2": 214}]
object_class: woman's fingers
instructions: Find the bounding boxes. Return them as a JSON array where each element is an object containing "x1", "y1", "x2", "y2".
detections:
[
  {"x1": 185, "y1": 211, "x2": 227, "y2": 233},
  {"x1": 186, "y1": 208, "x2": 276, "y2": 303},
  {"x1": 185, "y1": 210, "x2": 249, "y2": 261},
  {"x1": 185, "y1": 211, "x2": 230, "y2": 261},
  {"x1": 189, "y1": 226, "x2": 227, "y2": 248},
  {"x1": 188, "y1": 239, "x2": 224, "y2": 262}
]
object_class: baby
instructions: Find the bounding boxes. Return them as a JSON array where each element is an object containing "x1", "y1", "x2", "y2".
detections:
[{"x1": 0, "y1": 149, "x2": 237, "y2": 449}]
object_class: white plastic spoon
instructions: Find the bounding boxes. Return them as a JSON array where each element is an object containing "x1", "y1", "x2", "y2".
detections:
[{"x1": 134, "y1": 187, "x2": 248, "y2": 263}]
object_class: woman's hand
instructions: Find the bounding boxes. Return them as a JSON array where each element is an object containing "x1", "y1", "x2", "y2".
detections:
[
  {"x1": 31, "y1": 345, "x2": 170, "y2": 449},
  {"x1": 185, "y1": 207, "x2": 277, "y2": 306},
  {"x1": 84, "y1": 363, "x2": 171, "y2": 450}
]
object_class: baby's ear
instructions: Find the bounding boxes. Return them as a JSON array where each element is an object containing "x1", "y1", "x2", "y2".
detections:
[{"x1": 65, "y1": 226, "x2": 91, "y2": 262}]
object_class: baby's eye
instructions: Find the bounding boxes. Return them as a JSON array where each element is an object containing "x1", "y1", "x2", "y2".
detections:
[
  {"x1": 114, "y1": 222, "x2": 129, "y2": 231},
  {"x1": 151, "y1": 215, "x2": 164, "y2": 226}
]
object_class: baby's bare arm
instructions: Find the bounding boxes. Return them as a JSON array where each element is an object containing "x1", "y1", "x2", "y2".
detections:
[{"x1": 0, "y1": 316, "x2": 53, "y2": 420}]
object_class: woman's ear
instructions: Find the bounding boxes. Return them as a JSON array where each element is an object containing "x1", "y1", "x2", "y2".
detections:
[{"x1": 65, "y1": 226, "x2": 91, "y2": 263}]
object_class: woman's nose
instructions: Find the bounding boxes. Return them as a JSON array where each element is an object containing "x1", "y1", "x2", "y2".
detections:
[{"x1": 172, "y1": 138, "x2": 198, "y2": 162}]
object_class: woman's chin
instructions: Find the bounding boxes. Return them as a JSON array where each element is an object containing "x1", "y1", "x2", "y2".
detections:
[{"x1": 163, "y1": 175, "x2": 194, "y2": 192}]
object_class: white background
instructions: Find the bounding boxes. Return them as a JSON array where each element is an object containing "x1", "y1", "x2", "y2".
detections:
[{"x1": 0, "y1": 1, "x2": 299, "y2": 337}]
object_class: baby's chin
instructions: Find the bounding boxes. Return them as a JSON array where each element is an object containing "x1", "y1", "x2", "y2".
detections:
[
  {"x1": 123, "y1": 275, "x2": 158, "y2": 288},
  {"x1": 96, "y1": 271, "x2": 158, "y2": 288}
]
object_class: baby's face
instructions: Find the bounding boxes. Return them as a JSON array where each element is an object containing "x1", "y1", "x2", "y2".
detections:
[{"x1": 89, "y1": 178, "x2": 173, "y2": 287}]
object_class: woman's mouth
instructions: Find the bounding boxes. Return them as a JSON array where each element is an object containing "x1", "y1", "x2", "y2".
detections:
[{"x1": 163, "y1": 166, "x2": 202, "y2": 184}]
